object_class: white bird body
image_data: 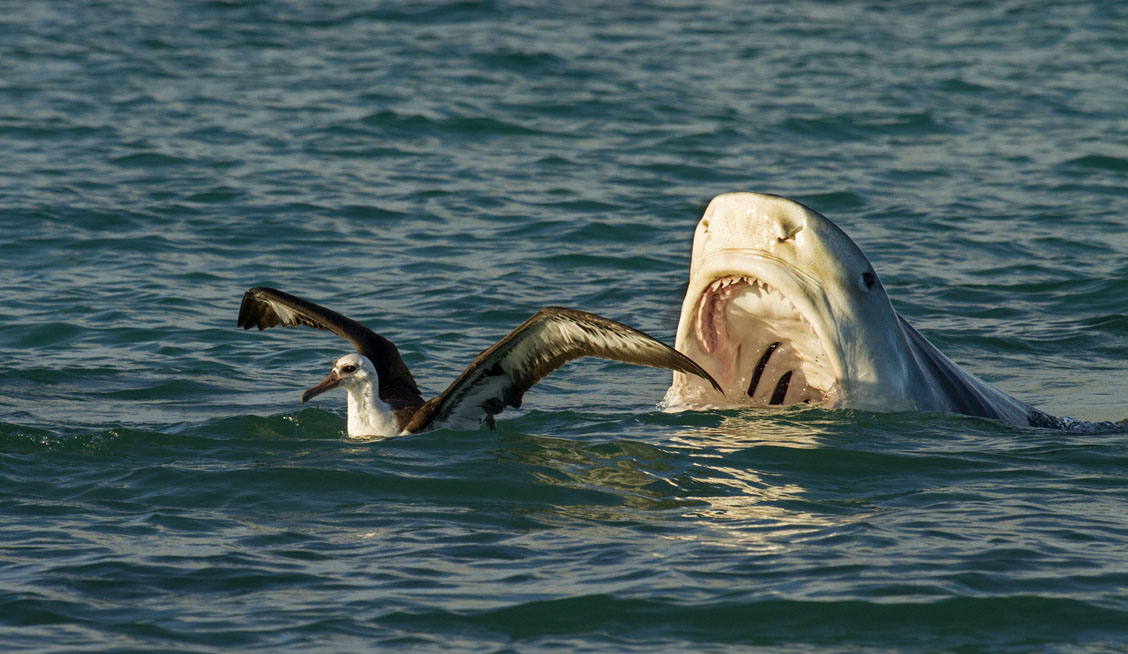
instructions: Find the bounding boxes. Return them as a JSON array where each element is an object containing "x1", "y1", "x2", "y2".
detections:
[{"x1": 306, "y1": 354, "x2": 401, "y2": 437}]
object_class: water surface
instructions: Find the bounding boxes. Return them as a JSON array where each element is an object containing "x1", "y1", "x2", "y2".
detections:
[{"x1": 2, "y1": 1, "x2": 1127, "y2": 652}]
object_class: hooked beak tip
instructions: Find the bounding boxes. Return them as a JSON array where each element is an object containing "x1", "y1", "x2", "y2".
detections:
[{"x1": 301, "y1": 371, "x2": 340, "y2": 404}]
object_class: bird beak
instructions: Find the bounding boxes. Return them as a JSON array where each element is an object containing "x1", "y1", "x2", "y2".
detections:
[{"x1": 301, "y1": 370, "x2": 340, "y2": 403}]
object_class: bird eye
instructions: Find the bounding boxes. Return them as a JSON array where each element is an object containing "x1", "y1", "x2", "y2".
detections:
[
  {"x1": 342, "y1": 365, "x2": 357, "y2": 373},
  {"x1": 858, "y1": 271, "x2": 876, "y2": 292}
]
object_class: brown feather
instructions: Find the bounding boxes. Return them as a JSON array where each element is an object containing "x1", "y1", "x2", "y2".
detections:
[
  {"x1": 411, "y1": 307, "x2": 720, "y2": 432},
  {"x1": 237, "y1": 287, "x2": 424, "y2": 410}
]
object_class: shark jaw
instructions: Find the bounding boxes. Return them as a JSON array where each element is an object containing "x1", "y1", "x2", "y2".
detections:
[{"x1": 670, "y1": 271, "x2": 840, "y2": 409}]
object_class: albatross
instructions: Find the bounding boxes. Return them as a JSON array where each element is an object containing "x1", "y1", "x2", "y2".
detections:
[{"x1": 236, "y1": 287, "x2": 720, "y2": 438}]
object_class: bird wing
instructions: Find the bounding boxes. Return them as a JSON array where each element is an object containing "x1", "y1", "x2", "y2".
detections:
[
  {"x1": 236, "y1": 286, "x2": 424, "y2": 408},
  {"x1": 401, "y1": 307, "x2": 721, "y2": 432}
]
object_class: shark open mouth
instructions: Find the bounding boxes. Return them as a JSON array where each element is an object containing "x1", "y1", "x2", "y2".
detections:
[{"x1": 684, "y1": 275, "x2": 837, "y2": 407}]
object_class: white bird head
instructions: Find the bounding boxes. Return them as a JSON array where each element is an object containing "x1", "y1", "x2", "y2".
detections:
[{"x1": 301, "y1": 353, "x2": 377, "y2": 403}]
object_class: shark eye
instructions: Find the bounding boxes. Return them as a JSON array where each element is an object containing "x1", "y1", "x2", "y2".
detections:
[
  {"x1": 858, "y1": 271, "x2": 876, "y2": 292},
  {"x1": 342, "y1": 364, "x2": 357, "y2": 374}
]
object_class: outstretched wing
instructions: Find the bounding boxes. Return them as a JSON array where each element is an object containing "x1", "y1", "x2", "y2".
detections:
[
  {"x1": 236, "y1": 286, "x2": 423, "y2": 409},
  {"x1": 401, "y1": 307, "x2": 721, "y2": 432}
]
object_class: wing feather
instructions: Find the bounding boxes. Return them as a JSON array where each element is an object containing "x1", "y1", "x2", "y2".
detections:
[
  {"x1": 236, "y1": 287, "x2": 423, "y2": 408},
  {"x1": 402, "y1": 307, "x2": 720, "y2": 432}
]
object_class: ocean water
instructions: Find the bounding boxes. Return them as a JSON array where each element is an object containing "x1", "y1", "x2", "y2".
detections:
[{"x1": 2, "y1": 1, "x2": 1127, "y2": 651}]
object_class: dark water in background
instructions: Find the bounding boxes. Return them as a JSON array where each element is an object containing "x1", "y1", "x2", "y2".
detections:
[{"x1": 2, "y1": 1, "x2": 1127, "y2": 651}]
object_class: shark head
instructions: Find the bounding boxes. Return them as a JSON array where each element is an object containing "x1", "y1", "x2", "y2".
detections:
[{"x1": 667, "y1": 192, "x2": 921, "y2": 411}]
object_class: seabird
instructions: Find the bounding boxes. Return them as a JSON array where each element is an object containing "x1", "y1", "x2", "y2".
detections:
[{"x1": 236, "y1": 287, "x2": 720, "y2": 438}]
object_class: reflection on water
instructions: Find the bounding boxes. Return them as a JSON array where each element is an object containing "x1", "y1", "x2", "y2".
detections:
[
  {"x1": 667, "y1": 408, "x2": 829, "y2": 452},
  {"x1": 492, "y1": 409, "x2": 853, "y2": 547},
  {"x1": 669, "y1": 411, "x2": 847, "y2": 547}
]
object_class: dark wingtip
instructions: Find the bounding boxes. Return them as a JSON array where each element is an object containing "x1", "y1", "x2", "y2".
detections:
[
  {"x1": 236, "y1": 286, "x2": 279, "y2": 331},
  {"x1": 236, "y1": 288, "x2": 259, "y2": 330},
  {"x1": 685, "y1": 358, "x2": 722, "y2": 393}
]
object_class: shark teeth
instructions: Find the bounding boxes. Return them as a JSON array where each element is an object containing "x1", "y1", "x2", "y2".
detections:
[
  {"x1": 696, "y1": 277, "x2": 746, "y2": 353},
  {"x1": 696, "y1": 276, "x2": 782, "y2": 355},
  {"x1": 707, "y1": 276, "x2": 762, "y2": 292}
]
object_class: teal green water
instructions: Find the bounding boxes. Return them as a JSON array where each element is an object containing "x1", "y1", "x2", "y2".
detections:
[{"x1": 2, "y1": 2, "x2": 1127, "y2": 652}]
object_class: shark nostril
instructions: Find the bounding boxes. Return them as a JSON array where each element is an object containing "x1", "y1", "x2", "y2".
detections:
[{"x1": 777, "y1": 224, "x2": 803, "y2": 242}]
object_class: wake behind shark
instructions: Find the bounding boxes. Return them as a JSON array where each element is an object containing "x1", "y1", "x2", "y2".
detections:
[{"x1": 665, "y1": 192, "x2": 1120, "y2": 430}]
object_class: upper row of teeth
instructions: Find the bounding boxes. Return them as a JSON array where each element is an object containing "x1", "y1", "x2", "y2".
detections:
[{"x1": 709, "y1": 276, "x2": 767, "y2": 291}]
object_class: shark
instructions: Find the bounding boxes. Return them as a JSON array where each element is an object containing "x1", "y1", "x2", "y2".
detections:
[{"x1": 663, "y1": 192, "x2": 1098, "y2": 429}]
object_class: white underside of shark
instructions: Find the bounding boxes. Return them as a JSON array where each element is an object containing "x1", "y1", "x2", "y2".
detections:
[{"x1": 664, "y1": 192, "x2": 1063, "y2": 428}]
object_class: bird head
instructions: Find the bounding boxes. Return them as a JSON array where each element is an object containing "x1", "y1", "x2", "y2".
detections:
[{"x1": 301, "y1": 353, "x2": 377, "y2": 402}]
